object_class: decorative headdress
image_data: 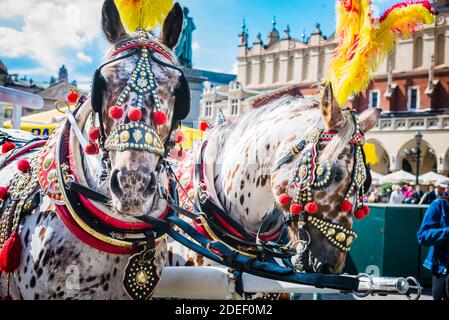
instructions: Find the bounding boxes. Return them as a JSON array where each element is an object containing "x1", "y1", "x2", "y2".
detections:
[
  {"x1": 114, "y1": 0, "x2": 173, "y2": 32},
  {"x1": 329, "y1": 0, "x2": 435, "y2": 107}
]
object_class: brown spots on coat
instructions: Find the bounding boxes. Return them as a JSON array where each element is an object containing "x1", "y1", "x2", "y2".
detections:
[
  {"x1": 226, "y1": 184, "x2": 233, "y2": 195},
  {"x1": 286, "y1": 135, "x2": 297, "y2": 143},
  {"x1": 240, "y1": 195, "x2": 245, "y2": 206},
  {"x1": 38, "y1": 227, "x2": 46, "y2": 241},
  {"x1": 231, "y1": 165, "x2": 240, "y2": 179}
]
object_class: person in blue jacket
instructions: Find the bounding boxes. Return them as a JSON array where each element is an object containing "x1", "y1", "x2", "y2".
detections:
[{"x1": 417, "y1": 197, "x2": 449, "y2": 300}]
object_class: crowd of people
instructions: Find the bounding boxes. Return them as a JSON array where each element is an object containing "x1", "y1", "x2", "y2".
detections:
[{"x1": 367, "y1": 182, "x2": 449, "y2": 205}]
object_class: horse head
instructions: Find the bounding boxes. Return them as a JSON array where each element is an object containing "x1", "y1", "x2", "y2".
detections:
[
  {"x1": 289, "y1": 83, "x2": 381, "y2": 274},
  {"x1": 96, "y1": 0, "x2": 187, "y2": 218}
]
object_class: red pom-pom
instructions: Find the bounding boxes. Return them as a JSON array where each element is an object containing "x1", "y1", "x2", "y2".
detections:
[
  {"x1": 340, "y1": 199, "x2": 353, "y2": 213},
  {"x1": 128, "y1": 108, "x2": 142, "y2": 122},
  {"x1": 67, "y1": 92, "x2": 79, "y2": 104},
  {"x1": 2, "y1": 142, "x2": 16, "y2": 154},
  {"x1": 290, "y1": 204, "x2": 303, "y2": 215},
  {"x1": 278, "y1": 193, "x2": 292, "y2": 206},
  {"x1": 84, "y1": 142, "x2": 99, "y2": 155},
  {"x1": 153, "y1": 111, "x2": 167, "y2": 125},
  {"x1": 354, "y1": 209, "x2": 366, "y2": 220},
  {"x1": 173, "y1": 130, "x2": 185, "y2": 144},
  {"x1": 170, "y1": 148, "x2": 187, "y2": 161},
  {"x1": 88, "y1": 128, "x2": 101, "y2": 141},
  {"x1": 361, "y1": 205, "x2": 370, "y2": 217},
  {"x1": 0, "y1": 232, "x2": 22, "y2": 273},
  {"x1": 305, "y1": 201, "x2": 319, "y2": 214},
  {"x1": 177, "y1": 150, "x2": 187, "y2": 161},
  {"x1": 0, "y1": 187, "x2": 9, "y2": 201},
  {"x1": 109, "y1": 106, "x2": 124, "y2": 120},
  {"x1": 199, "y1": 121, "x2": 209, "y2": 132},
  {"x1": 17, "y1": 159, "x2": 30, "y2": 173}
]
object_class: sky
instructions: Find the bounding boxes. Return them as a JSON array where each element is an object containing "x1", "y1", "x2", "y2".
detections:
[{"x1": 0, "y1": 0, "x2": 398, "y2": 90}]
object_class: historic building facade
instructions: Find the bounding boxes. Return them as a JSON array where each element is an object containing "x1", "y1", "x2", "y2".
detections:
[{"x1": 201, "y1": 1, "x2": 449, "y2": 177}]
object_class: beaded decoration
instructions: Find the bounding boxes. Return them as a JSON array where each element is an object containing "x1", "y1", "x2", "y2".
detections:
[{"x1": 110, "y1": 29, "x2": 168, "y2": 126}]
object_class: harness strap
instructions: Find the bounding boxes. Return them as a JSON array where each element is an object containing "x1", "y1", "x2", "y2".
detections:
[
  {"x1": 67, "y1": 181, "x2": 111, "y2": 204},
  {"x1": 272, "y1": 140, "x2": 307, "y2": 172},
  {"x1": 165, "y1": 215, "x2": 360, "y2": 292}
]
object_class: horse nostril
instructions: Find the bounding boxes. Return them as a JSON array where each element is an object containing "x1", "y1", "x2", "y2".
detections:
[
  {"x1": 110, "y1": 169, "x2": 123, "y2": 198},
  {"x1": 143, "y1": 173, "x2": 157, "y2": 197}
]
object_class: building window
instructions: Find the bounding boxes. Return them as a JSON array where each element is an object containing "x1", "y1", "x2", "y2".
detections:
[
  {"x1": 413, "y1": 37, "x2": 423, "y2": 68},
  {"x1": 231, "y1": 99, "x2": 239, "y2": 116},
  {"x1": 287, "y1": 55, "x2": 294, "y2": 82},
  {"x1": 408, "y1": 87, "x2": 420, "y2": 111},
  {"x1": 273, "y1": 58, "x2": 280, "y2": 83},
  {"x1": 318, "y1": 51, "x2": 325, "y2": 80},
  {"x1": 246, "y1": 61, "x2": 252, "y2": 86},
  {"x1": 259, "y1": 59, "x2": 265, "y2": 84},
  {"x1": 302, "y1": 53, "x2": 309, "y2": 81},
  {"x1": 436, "y1": 34, "x2": 445, "y2": 65},
  {"x1": 205, "y1": 102, "x2": 212, "y2": 117},
  {"x1": 369, "y1": 90, "x2": 380, "y2": 108}
]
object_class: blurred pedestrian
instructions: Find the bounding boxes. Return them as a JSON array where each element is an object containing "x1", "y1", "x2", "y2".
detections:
[
  {"x1": 389, "y1": 185, "x2": 404, "y2": 204},
  {"x1": 412, "y1": 186, "x2": 424, "y2": 204},
  {"x1": 417, "y1": 196, "x2": 449, "y2": 300},
  {"x1": 368, "y1": 187, "x2": 382, "y2": 203},
  {"x1": 421, "y1": 182, "x2": 448, "y2": 205},
  {"x1": 403, "y1": 185, "x2": 414, "y2": 204}
]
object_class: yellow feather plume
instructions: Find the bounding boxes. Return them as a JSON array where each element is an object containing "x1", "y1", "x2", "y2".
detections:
[
  {"x1": 329, "y1": 1, "x2": 435, "y2": 107},
  {"x1": 114, "y1": 0, "x2": 173, "y2": 32}
]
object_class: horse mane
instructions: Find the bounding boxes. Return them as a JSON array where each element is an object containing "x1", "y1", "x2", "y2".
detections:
[{"x1": 210, "y1": 94, "x2": 355, "y2": 164}]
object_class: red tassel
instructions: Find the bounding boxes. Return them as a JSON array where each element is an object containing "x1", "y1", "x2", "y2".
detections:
[
  {"x1": 109, "y1": 106, "x2": 124, "y2": 120},
  {"x1": 199, "y1": 121, "x2": 209, "y2": 132},
  {"x1": 0, "y1": 232, "x2": 22, "y2": 273},
  {"x1": 177, "y1": 150, "x2": 187, "y2": 161},
  {"x1": 128, "y1": 108, "x2": 143, "y2": 122},
  {"x1": 278, "y1": 193, "x2": 292, "y2": 206},
  {"x1": 17, "y1": 159, "x2": 30, "y2": 173},
  {"x1": 361, "y1": 205, "x2": 370, "y2": 217},
  {"x1": 340, "y1": 199, "x2": 353, "y2": 213},
  {"x1": 290, "y1": 204, "x2": 303, "y2": 215},
  {"x1": 0, "y1": 187, "x2": 8, "y2": 201},
  {"x1": 172, "y1": 130, "x2": 185, "y2": 144},
  {"x1": 2, "y1": 142, "x2": 16, "y2": 154},
  {"x1": 88, "y1": 128, "x2": 101, "y2": 141},
  {"x1": 67, "y1": 91, "x2": 79, "y2": 104},
  {"x1": 354, "y1": 209, "x2": 366, "y2": 220},
  {"x1": 84, "y1": 142, "x2": 99, "y2": 155},
  {"x1": 305, "y1": 201, "x2": 319, "y2": 214},
  {"x1": 153, "y1": 111, "x2": 167, "y2": 125}
]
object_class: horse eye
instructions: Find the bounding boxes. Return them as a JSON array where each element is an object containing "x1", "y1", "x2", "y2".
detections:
[{"x1": 334, "y1": 167, "x2": 344, "y2": 183}]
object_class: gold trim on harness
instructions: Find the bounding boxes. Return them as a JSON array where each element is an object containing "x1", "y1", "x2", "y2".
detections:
[{"x1": 307, "y1": 215, "x2": 358, "y2": 252}]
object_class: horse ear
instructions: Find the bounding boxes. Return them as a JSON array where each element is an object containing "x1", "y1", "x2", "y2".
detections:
[
  {"x1": 320, "y1": 83, "x2": 344, "y2": 130},
  {"x1": 359, "y1": 108, "x2": 382, "y2": 133},
  {"x1": 102, "y1": 0, "x2": 127, "y2": 44},
  {"x1": 160, "y1": 3, "x2": 184, "y2": 49}
]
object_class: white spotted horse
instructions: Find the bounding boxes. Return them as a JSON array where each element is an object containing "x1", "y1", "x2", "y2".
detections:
[
  {"x1": 168, "y1": 84, "x2": 381, "y2": 281},
  {"x1": 0, "y1": 1, "x2": 190, "y2": 300}
]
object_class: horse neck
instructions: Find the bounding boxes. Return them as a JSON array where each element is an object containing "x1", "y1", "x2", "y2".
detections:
[{"x1": 210, "y1": 97, "x2": 323, "y2": 232}]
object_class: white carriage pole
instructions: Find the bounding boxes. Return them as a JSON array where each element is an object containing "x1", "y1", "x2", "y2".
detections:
[
  {"x1": 153, "y1": 267, "x2": 418, "y2": 300},
  {"x1": 0, "y1": 86, "x2": 44, "y2": 129}
]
